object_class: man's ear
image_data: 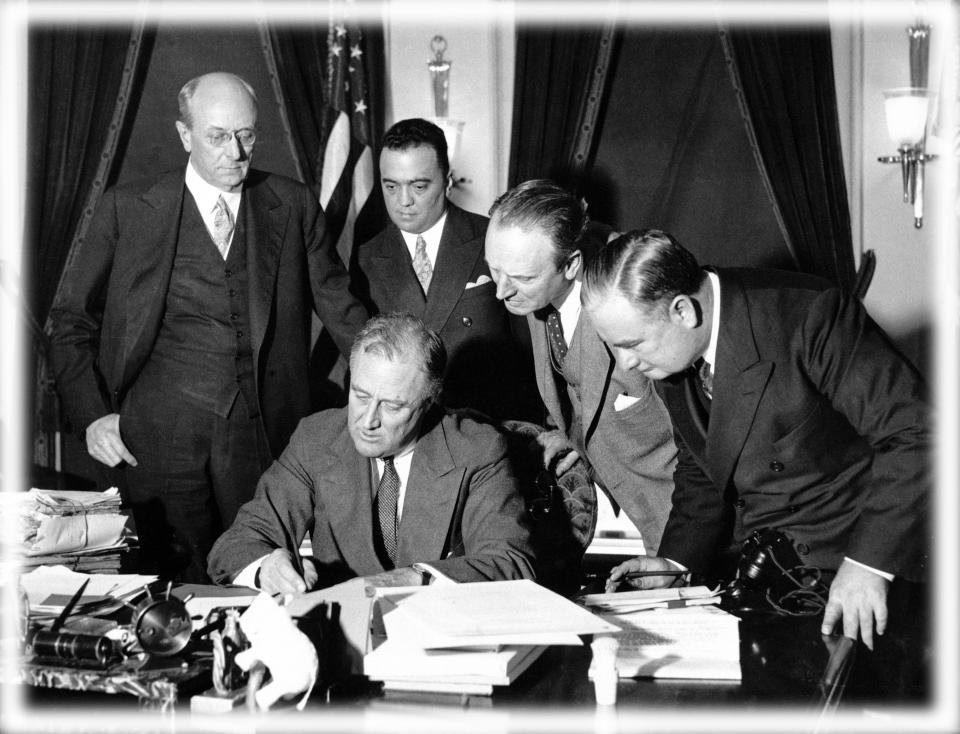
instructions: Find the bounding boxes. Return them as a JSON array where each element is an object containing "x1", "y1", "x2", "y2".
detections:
[
  {"x1": 669, "y1": 295, "x2": 703, "y2": 329},
  {"x1": 175, "y1": 121, "x2": 192, "y2": 153},
  {"x1": 563, "y1": 250, "x2": 583, "y2": 280}
]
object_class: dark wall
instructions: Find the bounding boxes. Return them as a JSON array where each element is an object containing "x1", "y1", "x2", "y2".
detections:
[
  {"x1": 591, "y1": 28, "x2": 791, "y2": 270},
  {"x1": 116, "y1": 24, "x2": 299, "y2": 186}
]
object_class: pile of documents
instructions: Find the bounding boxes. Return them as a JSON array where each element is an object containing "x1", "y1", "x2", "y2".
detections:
[
  {"x1": 19, "y1": 565, "x2": 157, "y2": 620},
  {"x1": 364, "y1": 579, "x2": 619, "y2": 695},
  {"x1": 6, "y1": 488, "x2": 135, "y2": 573},
  {"x1": 581, "y1": 587, "x2": 742, "y2": 681}
]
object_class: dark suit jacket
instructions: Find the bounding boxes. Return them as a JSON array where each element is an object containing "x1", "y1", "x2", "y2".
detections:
[
  {"x1": 656, "y1": 268, "x2": 929, "y2": 581},
  {"x1": 529, "y1": 306, "x2": 677, "y2": 553},
  {"x1": 351, "y1": 203, "x2": 540, "y2": 422},
  {"x1": 207, "y1": 408, "x2": 536, "y2": 584},
  {"x1": 49, "y1": 169, "x2": 368, "y2": 456}
]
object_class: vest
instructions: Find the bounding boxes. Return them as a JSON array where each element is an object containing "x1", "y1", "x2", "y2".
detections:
[{"x1": 131, "y1": 193, "x2": 258, "y2": 417}]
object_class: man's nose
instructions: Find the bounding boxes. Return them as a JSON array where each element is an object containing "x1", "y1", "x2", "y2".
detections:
[
  {"x1": 398, "y1": 186, "x2": 414, "y2": 207},
  {"x1": 614, "y1": 348, "x2": 640, "y2": 372},
  {"x1": 226, "y1": 133, "x2": 247, "y2": 161},
  {"x1": 493, "y1": 274, "x2": 513, "y2": 301},
  {"x1": 361, "y1": 401, "x2": 381, "y2": 428}
]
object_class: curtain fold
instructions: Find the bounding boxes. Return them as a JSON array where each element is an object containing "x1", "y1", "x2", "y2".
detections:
[
  {"x1": 28, "y1": 25, "x2": 153, "y2": 469},
  {"x1": 719, "y1": 26, "x2": 856, "y2": 290},
  {"x1": 508, "y1": 25, "x2": 620, "y2": 191}
]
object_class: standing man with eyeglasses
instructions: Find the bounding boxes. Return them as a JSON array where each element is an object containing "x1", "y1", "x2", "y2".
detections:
[{"x1": 50, "y1": 72, "x2": 368, "y2": 582}]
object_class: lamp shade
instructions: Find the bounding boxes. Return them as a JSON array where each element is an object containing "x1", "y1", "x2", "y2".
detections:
[{"x1": 882, "y1": 87, "x2": 935, "y2": 147}]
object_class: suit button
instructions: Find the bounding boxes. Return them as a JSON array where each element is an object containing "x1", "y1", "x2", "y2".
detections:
[
  {"x1": 236, "y1": 331, "x2": 243, "y2": 338},
  {"x1": 796, "y1": 542, "x2": 809, "y2": 555},
  {"x1": 230, "y1": 313, "x2": 238, "y2": 321},
  {"x1": 734, "y1": 498, "x2": 746, "y2": 509},
  {"x1": 225, "y1": 269, "x2": 233, "y2": 277},
  {"x1": 769, "y1": 460, "x2": 785, "y2": 472},
  {"x1": 229, "y1": 289, "x2": 237, "y2": 297},
  {"x1": 461, "y1": 316, "x2": 473, "y2": 327},
  {"x1": 788, "y1": 504, "x2": 800, "y2": 513}
]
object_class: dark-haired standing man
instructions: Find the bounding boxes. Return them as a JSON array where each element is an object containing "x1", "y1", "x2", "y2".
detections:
[{"x1": 351, "y1": 118, "x2": 539, "y2": 422}]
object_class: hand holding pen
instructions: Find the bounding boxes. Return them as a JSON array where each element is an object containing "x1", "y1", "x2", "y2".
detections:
[{"x1": 603, "y1": 556, "x2": 689, "y2": 593}]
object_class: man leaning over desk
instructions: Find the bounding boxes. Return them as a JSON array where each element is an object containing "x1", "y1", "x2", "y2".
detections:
[
  {"x1": 581, "y1": 229, "x2": 929, "y2": 650},
  {"x1": 207, "y1": 313, "x2": 536, "y2": 592}
]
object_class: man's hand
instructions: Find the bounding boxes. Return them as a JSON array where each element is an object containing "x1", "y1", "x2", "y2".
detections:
[
  {"x1": 534, "y1": 430, "x2": 580, "y2": 475},
  {"x1": 821, "y1": 559, "x2": 890, "y2": 650},
  {"x1": 257, "y1": 550, "x2": 318, "y2": 595},
  {"x1": 85, "y1": 414, "x2": 137, "y2": 467},
  {"x1": 605, "y1": 555, "x2": 682, "y2": 593}
]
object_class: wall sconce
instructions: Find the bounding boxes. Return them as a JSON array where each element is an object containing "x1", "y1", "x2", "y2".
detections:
[
  {"x1": 877, "y1": 19, "x2": 937, "y2": 228},
  {"x1": 427, "y1": 35, "x2": 468, "y2": 191}
]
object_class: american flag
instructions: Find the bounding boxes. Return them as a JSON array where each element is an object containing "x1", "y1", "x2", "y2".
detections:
[{"x1": 320, "y1": 3, "x2": 376, "y2": 267}]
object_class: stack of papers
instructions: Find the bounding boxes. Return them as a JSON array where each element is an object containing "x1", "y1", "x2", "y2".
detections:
[
  {"x1": 364, "y1": 579, "x2": 619, "y2": 695},
  {"x1": 578, "y1": 585, "x2": 723, "y2": 613},
  {"x1": 583, "y1": 592, "x2": 742, "y2": 681},
  {"x1": 5, "y1": 488, "x2": 135, "y2": 572}
]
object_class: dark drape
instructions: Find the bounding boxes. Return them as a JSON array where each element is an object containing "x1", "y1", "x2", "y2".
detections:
[
  {"x1": 508, "y1": 24, "x2": 619, "y2": 190},
  {"x1": 260, "y1": 22, "x2": 387, "y2": 246},
  {"x1": 27, "y1": 26, "x2": 153, "y2": 469},
  {"x1": 28, "y1": 27, "x2": 153, "y2": 328},
  {"x1": 720, "y1": 26, "x2": 856, "y2": 290}
]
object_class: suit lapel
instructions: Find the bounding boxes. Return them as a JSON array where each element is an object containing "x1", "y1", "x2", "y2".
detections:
[
  {"x1": 322, "y1": 427, "x2": 385, "y2": 572},
  {"x1": 242, "y1": 178, "x2": 286, "y2": 360},
  {"x1": 528, "y1": 313, "x2": 567, "y2": 433},
  {"x1": 573, "y1": 312, "x2": 615, "y2": 445},
  {"x1": 121, "y1": 173, "x2": 184, "y2": 385},
  {"x1": 396, "y1": 416, "x2": 462, "y2": 567},
  {"x1": 370, "y1": 227, "x2": 426, "y2": 316},
  {"x1": 704, "y1": 272, "x2": 773, "y2": 491},
  {"x1": 422, "y1": 206, "x2": 479, "y2": 330}
]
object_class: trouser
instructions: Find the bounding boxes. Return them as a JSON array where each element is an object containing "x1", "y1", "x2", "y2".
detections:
[{"x1": 119, "y1": 387, "x2": 271, "y2": 583}]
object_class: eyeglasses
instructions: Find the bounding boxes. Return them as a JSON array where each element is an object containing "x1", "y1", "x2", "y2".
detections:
[{"x1": 204, "y1": 129, "x2": 257, "y2": 148}]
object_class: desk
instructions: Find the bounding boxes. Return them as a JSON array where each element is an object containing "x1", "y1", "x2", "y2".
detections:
[{"x1": 16, "y1": 580, "x2": 928, "y2": 724}]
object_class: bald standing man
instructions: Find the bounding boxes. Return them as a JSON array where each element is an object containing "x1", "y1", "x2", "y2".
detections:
[{"x1": 50, "y1": 71, "x2": 367, "y2": 582}]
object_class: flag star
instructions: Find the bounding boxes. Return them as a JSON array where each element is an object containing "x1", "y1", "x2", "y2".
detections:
[
  {"x1": 348, "y1": 65, "x2": 355, "y2": 74},
  {"x1": 350, "y1": 44, "x2": 363, "y2": 59},
  {"x1": 354, "y1": 100, "x2": 368, "y2": 115},
  {"x1": 329, "y1": 42, "x2": 342, "y2": 56},
  {"x1": 335, "y1": 23, "x2": 347, "y2": 37}
]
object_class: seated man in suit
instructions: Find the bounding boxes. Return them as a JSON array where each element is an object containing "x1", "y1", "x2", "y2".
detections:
[
  {"x1": 350, "y1": 118, "x2": 540, "y2": 422},
  {"x1": 484, "y1": 180, "x2": 677, "y2": 554},
  {"x1": 581, "y1": 229, "x2": 929, "y2": 649},
  {"x1": 208, "y1": 313, "x2": 536, "y2": 592}
]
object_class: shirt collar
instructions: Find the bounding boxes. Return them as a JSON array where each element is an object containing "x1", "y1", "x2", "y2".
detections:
[
  {"x1": 553, "y1": 279, "x2": 582, "y2": 342},
  {"x1": 702, "y1": 271, "x2": 721, "y2": 369},
  {"x1": 399, "y1": 210, "x2": 448, "y2": 250},
  {"x1": 184, "y1": 160, "x2": 242, "y2": 217}
]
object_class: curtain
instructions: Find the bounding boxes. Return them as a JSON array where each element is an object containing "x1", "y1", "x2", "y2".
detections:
[
  {"x1": 27, "y1": 26, "x2": 153, "y2": 469},
  {"x1": 720, "y1": 26, "x2": 857, "y2": 290},
  {"x1": 508, "y1": 23, "x2": 620, "y2": 194}
]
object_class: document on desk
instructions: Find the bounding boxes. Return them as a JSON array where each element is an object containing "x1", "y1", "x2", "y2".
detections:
[
  {"x1": 381, "y1": 578, "x2": 619, "y2": 649},
  {"x1": 19, "y1": 565, "x2": 158, "y2": 616},
  {"x1": 590, "y1": 605, "x2": 742, "y2": 681},
  {"x1": 578, "y1": 585, "x2": 722, "y2": 614}
]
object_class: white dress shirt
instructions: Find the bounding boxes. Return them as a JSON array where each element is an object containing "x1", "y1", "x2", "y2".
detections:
[{"x1": 184, "y1": 161, "x2": 241, "y2": 259}]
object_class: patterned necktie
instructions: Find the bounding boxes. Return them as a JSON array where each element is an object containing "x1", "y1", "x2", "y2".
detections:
[
  {"x1": 412, "y1": 234, "x2": 433, "y2": 295},
  {"x1": 211, "y1": 195, "x2": 235, "y2": 260},
  {"x1": 546, "y1": 307, "x2": 568, "y2": 370},
  {"x1": 696, "y1": 357, "x2": 714, "y2": 400},
  {"x1": 376, "y1": 457, "x2": 400, "y2": 566}
]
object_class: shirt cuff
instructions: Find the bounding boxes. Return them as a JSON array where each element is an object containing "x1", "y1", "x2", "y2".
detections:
[
  {"x1": 232, "y1": 555, "x2": 268, "y2": 588},
  {"x1": 844, "y1": 556, "x2": 895, "y2": 582}
]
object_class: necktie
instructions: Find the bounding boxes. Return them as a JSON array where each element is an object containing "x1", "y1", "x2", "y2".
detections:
[
  {"x1": 376, "y1": 457, "x2": 400, "y2": 566},
  {"x1": 546, "y1": 307, "x2": 568, "y2": 370},
  {"x1": 412, "y1": 234, "x2": 433, "y2": 295},
  {"x1": 211, "y1": 195, "x2": 235, "y2": 260},
  {"x1": 696, "y1": 357, "x2": 714, "y2": 400}
]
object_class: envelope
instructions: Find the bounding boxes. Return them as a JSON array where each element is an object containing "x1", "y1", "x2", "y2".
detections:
[{"x1": 465, "y1": 275, "x2": 492, "y2": 290}]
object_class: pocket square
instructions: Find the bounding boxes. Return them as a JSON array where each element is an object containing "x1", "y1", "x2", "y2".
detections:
[
  {"x1": 465, "y1": 274, "x2": 492, "y2": 290},
  {"x1": 613, "y1": 393, "x2": 641, "y2": 412}
]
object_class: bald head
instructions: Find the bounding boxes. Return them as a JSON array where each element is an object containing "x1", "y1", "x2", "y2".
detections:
[{"x1": 175, "y1": 72, "x2": 259, "y2": 192}]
